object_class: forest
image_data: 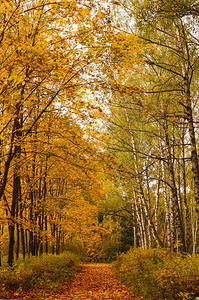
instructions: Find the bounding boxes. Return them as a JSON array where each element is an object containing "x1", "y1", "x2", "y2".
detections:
[{"x1": 0, "y1": 0, "x2": 199, "y2": 299}]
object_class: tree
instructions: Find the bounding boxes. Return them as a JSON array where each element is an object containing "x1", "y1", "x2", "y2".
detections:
[
  {"x1": 104, "y1": 0, "x2": 199, "y2": 253},
  {"x1": 0, "y1": 0, "x2": 105, "y2": 265}
]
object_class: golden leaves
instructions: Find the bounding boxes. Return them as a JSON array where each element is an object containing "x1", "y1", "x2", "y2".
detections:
[{"x1": 0, "y1": 0, "x2": 144, "y2": 262}]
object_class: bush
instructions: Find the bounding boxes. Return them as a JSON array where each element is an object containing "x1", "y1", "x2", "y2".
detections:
[
  {"x1": 113, "y1": 248, "x2": 199, "y2": 300},
  {"x1": 64, "y1": 239, "x2": 88, "y2": 262},
  {"x1": 0, "y1": 252, "x2": 80, "y2": 293}
]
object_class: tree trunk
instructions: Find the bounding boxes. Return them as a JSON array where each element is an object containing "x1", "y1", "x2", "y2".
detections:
[
  {"x1": 163, "y1": 117, "x2": 185, "y2": 251},
  {"x1": 8, "y1": 110, "x2": 22, "y2": 266}
]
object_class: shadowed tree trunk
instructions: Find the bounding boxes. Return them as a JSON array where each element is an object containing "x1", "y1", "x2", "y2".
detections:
[{"x1": 8, "y1": 106, "x2": 22, "y2": 266}]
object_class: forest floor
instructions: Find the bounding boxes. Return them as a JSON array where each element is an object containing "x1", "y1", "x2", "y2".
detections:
[
  {"x1": 1, "y1": 263, "x2": 139, "y2": 300},
  {"x1": 46, "y1": 263, "x2": 138, "y2": 300}
]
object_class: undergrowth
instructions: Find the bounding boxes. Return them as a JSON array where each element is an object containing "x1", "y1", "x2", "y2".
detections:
[
  {"x1": 113, "y1": 248, "x2": 199, "y2": 300},
  {"x1": 0, "y1": 252, "x2": 80, "y2": 297}
]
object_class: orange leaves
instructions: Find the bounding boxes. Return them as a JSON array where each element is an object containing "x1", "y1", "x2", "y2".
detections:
[
  {"x1": 0, "y1": 0, "x2": 145, "y2": 263},
  {"x1": 23, "y1": 108, "x2": 107, "y2": 252},
  {"x1": 60, "y1": 264, "x2": 136, "y2": 300},
  {"x1": 108, "y1": 31, "x2": 144, "y2": 80}
]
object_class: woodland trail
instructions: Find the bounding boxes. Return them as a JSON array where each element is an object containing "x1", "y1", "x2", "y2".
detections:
[{"x1": 47, "y1": 263, "x2": 137, "y2": 300}]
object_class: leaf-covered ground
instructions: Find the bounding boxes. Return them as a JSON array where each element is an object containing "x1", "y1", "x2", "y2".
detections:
[
  {"x1": 47, "y1": 263, "x2": 137, "y2": 300},
  {"x1": 1, "y1": 264, "x2": 139, "y2": 299}
]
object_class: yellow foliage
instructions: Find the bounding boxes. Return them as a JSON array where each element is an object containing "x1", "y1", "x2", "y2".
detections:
[{"x1": 0, "y1": 0, "x2": 144, "y2": 263}]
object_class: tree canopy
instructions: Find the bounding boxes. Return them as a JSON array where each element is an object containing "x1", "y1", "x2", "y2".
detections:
[{"x1": 0, "y1": 0, "x2": 199, "y2": 266}]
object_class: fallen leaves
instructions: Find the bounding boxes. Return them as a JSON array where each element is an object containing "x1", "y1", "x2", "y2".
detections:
[
  {"x1": 0, "y1": 263, "x2": 139, "y2": 299},
  {"x1": 49, "y1": 263, "x2": 137, "y2": 300}
]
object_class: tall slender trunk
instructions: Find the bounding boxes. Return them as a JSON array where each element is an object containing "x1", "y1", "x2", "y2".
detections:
[
  {"x1": 184, "y1": 81, "x2": 199, "y2": 222},
  {"x1": 161, "y1": 157, "x2": 171, "y2": 248},
  {"x1": 132, "y1": 202, "x2": 137, "y2": 248},
  {"x1": 125, "y1": 110, "x2": 163, "y2": 247},
  {"x1": 181, "y1": 126, "x2": 192, "y2": 252},
  {"x1": 0, "y1": 225, "x2": 2, "y2": 266},
  {"x1": 8, "y1": 109, "x2": 22, "y2": 266},
  {"x1": 20, "y1": 190, "x2": 25, "y2": 259},
  {"x1": 163, "y1": 117, "x2": 185, "y2": 251},
  {"x1": 177, "y1": 22, "x2": 199, "y2": 222},
  {"x1": 45, "y1": 215, "x2": 48, "y2": 254},
  {"x1": 135, "y1": 199, "x2": 144, "y2": 248}
]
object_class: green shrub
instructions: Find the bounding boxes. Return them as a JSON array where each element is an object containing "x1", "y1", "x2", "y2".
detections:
[
  {"x1": 0, "y1": 252, "x2": 80, "y2": 293},
  {"x1": 113, "y1": 248, "x2": 199, "y2": 300},
  {"x1": 64, "y1": 239, "x2": 88, "y2": 262}
]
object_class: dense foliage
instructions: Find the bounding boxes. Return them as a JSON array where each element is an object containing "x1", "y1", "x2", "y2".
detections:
[
  {"x1": 0, "y1": 252, "x2": 80, "y2": 298},
  {"x1": 0, "y1": 2, "x2": 199, "y2": 299},
  {"x1": 113, "y1": 248, "x2": 199, "y2": 300},
  {"x1": 0, "y1": 0, "x2": 143, "y2": 266},
  {"x1": 102, "y1": 0, "x2": 199, "y2": 255}
]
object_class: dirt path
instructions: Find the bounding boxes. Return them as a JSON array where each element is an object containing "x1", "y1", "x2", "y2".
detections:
[{"x1": 48, "y1": 263, "x2": 137, "y2": 300}]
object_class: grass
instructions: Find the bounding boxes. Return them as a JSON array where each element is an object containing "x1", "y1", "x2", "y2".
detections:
[{"x1": 113, "y1": 248, "x2": 199, "y2": 300}]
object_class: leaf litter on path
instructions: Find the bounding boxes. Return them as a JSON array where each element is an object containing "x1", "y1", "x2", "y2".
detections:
[
  {"x1": 0, "y1": 263, "x2": 140, "y2": 299},
  {"x1": 47, "y1": 263, "x2": 138, "y2": 300}
]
